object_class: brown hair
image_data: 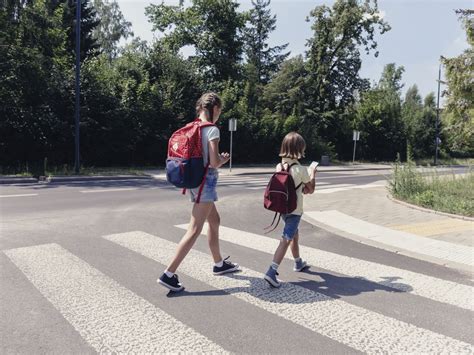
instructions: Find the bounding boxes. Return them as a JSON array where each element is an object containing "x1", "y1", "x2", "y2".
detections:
[
  {"x1": 279, "y1": 132, "x2": 306, "y2": 159},
  {"x1": 196, "y1": 92, "x2": 222, "y2": 122}
]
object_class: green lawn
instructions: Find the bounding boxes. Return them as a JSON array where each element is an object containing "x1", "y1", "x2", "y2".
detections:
[{"x1": 389, "y1": 162, "x2": 474, "y2": 217}]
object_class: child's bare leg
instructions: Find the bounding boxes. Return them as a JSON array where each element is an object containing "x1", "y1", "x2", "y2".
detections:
[
  {"x1": 290, "y1": 231, "x2": 300, "y2": 259},
  {"x1": 273, "y1": 238, "x2": 292, "y2": 265},
  {"x1": 207, "y1": 204, "x2": 223, "y2": 263},
  {"x1": 166, "y1": 202, "x2": 213, "y2": 273}
]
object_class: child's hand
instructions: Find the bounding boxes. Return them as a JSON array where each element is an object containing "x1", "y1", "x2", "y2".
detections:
[{"x1": 220, "y1": 152, "x2": 230, "y2": 163}]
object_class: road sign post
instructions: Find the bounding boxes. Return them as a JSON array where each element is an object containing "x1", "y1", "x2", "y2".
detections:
[
  {"x1": 352, "y1": 130, "x2": 360, "y2": 164},
  {"x1": 228, "y1": 118, "x2": 237, "y2": 173}
]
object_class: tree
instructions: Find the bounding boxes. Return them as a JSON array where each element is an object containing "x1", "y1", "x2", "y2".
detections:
[
  {"x1": 92, "y1": 0, "x2": 133, "y2": 60},
  {"x1": 420, "y1": 93, "x2": 438, "y2": 158},
  {"x1": 262, "y1": 55, "x2": 307, "y2": 118},
  {"x1": 305, "y1": 0, "x2": 390, "y2": 112},
  {"x1": 401, "y1": 86, "x2": 438, "y2": 159},
  {"x1": 243, "y1": 0, "x2": 289, "y2": 84},
  {"x1": 0, "y1": 0, "x2": 71, "y2": 171},
  {"x1": 146, "y1": 0, "x2": 247, "y2": 86},
  {"x1": 441, "y1": 9, "x2": 473, "y2": 156},
  {"x1": 62, "y1": 0, "x2": 100, "y2": 62},
  {"x1": 355, "y1": 63, "x2": 406, "y2": 161},
  {"x1": 401, "y1": 85, "x2": 422, "y2": 158},
  {"x1": 379, "y1": 63, "x2": 405, "y2": 93}
]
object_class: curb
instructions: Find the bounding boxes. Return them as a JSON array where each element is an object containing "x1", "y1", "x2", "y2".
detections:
[
  {"x1": 302, "y1": 215, "x2": 473, "y2": 275},
  {"x1": 48, "y1": 175, "x2": 151, "y2": 183},
  {"x1": 0, "y1": 177, "x2": 37, "y2": 184},
  {"x1": 0, "y1": 175, "x2": 152, "y2": 185},
  {"x1": 387, "y1": 194, "x2": 474, "y2": 222}
]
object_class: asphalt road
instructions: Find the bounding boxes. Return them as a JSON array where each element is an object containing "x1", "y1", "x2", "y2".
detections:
[{"x1": 1, "y1": 169, "x2": 472, "y2": 354}]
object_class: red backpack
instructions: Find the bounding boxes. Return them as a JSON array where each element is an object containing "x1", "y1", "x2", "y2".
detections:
[
  {"x1": 263, "y1": 163, "x2": 302, "y2": 232},
  {"x1": 166, "y1": 119, "x2": 215, "y2": 203}
]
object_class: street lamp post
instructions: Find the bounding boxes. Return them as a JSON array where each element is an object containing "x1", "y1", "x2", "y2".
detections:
[
  {"x1": 434, "y1": 63, "x2": 441, "y2": 166},
  {"x1": 74, "y1": 0, "x2": 81, "y2": 174}
]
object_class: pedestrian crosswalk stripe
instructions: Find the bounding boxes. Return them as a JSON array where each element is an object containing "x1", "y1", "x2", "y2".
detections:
[
  {"x1": 176, "y1": 224, "x2": 474, "y2": 312},
  {"x1": 225, "y1": 181, "x2": 330, "y2": 190},
  {"x1": 314, "y1": 181, "x2": 385, "y2": 194},
  {"x1": 219, "y1": 176, "x2": 269, "y2": 181},
  {"x1": 104, "y1": 231, "x2": 472, "y2": 354},
  {"x1": 245, "y1": 183, "x2": 343, "y2": 190},
  {"x1": 80, "y1": 188, "x2": 138, "y2": 193},
  {"x1": 305, "y1": 210, "x2": 474, "y2": 267},
  {"x1": 3, "y1": 243, "x2": 227, "y2": 354},
  {"x1": 0, "y1": 193, "x2": 38, "y2": 198}
]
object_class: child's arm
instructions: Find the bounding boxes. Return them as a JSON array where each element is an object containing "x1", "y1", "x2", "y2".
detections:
[
  {"x1": 209, "y1": 139, "x2": 229, "y2": 168},
  {"x1": 303, "y1": 168, "x2": 316, "y2": 194}
]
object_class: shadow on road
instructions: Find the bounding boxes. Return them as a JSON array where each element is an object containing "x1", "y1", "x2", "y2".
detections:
[{"x1": 164, "y1": 268, "x2": 411, "y2": 302}]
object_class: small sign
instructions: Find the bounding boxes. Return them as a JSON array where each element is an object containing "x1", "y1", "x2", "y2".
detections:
[
  {"x1": 353, "y1": 130, "x2": 360, "y2": 141},
  {"x1": 229, "y1": 118, "x2": 237, "y2": 132}
]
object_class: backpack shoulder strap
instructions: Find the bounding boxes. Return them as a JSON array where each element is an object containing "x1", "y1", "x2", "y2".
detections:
[
  {"x1": 264, "y1": 212, "x2": 281, "y2": 234},
  {"x1": 195, "y1": 118, "x2": 216, "y2": 129},
  {"x1": 281, "y1": 162, "x2": 291, "y2": 172},
  {"x1": 288, "y1": 162, "x2": 303, "y2": 189}
]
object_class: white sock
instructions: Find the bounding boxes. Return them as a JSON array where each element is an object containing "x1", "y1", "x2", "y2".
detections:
[
  {"x1": 164, "y1": 270, "x2": 174, "y2": 278},
  {"x1": 271, "y1": 262, "x2": 279, "y2": 271},
  {"x1": 294, "y1": 257, "x2": 302, "y2": 263},
  {"x1": 215, "y1": 260, "x2": 224, "y2": 268}
]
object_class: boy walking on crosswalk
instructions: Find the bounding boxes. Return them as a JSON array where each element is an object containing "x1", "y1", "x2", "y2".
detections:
[{"x1": 264, "y1": 132, "x2": 317, "y2": 287}]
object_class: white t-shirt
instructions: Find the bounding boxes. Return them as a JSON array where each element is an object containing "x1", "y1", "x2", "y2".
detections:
[
  {"x1": 276, "y1": 158, "x2": 311, "y2": 215},
  {"x1": 201, "y1": 126, "x2": 220, "y2": 166}
]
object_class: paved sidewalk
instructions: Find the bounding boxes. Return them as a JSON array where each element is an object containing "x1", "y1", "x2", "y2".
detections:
[{"x1": 303, "y1": 183, "x2": 473, "y2": 274}]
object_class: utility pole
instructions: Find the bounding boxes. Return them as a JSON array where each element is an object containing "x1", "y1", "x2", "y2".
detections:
[
  {"x1": 434, "y1": 62, "x2": 441, "y2": 166},
  {"x1": 74, "y1": 0, "x2": 81, "y2": 174}
]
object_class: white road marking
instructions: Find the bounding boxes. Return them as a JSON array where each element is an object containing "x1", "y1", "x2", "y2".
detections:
[
  {"x1": 59, "y1": 178, "x2": 149, "y2": 185},
  {"x1": 104, "y1": 231, "x2": 472, "y2": 354},
  {"x1": 80, "y1": 188, "x2": 138, "y2": 193},
  {"x1": 305, "y1": 211, "x2": 474, "y2": 267},
  {"x1": 315, "y1": 181, "x2": 386, "y2": 194},
  {"x1": 176, "y1": 224, "x2": 474, "y2": 312},
  {"x1": 0, "y1": 193, "x2": 38, "y2": 198},
  {"x1": 246, "y1": 182, "x2": 333, "y2": 190},
  {"x1": 3, "y1": 243, "x2": 226, "y2": 354}
]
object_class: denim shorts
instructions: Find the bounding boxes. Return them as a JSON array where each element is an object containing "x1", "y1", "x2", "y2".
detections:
[
  {"x1": 281, "y1": 214, "x2": 302, "y2": 240},
  {"x1": 190, "y1": 168, "x2": 218, "y2": 203}
]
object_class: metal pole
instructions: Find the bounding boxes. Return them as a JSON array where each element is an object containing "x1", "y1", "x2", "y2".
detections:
[
  {"x1": 435, "y1": 63, "x2": 441, "y2": 166},
  {"x1": 229, "y1": 130, "x2": 233, "y2": 173},
  {"x1": 74, "y1": 0, "x2": 81, "y2": 174},
  {"x1": 352, "y1": 139, "x2": 357, "y2": 164}
]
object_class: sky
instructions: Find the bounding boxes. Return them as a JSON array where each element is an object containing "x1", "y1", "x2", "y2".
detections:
[{"x1": 116, "y1": 0, "x2": 471, "y2": 102}]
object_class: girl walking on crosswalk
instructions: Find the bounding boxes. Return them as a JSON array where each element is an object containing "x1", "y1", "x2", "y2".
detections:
[
  {"x1": 158, "y1": 92, "x2": 240, "y2": 292},
  {"x1": 264, "y1": 132, "x2": 317, "y2": 287}
]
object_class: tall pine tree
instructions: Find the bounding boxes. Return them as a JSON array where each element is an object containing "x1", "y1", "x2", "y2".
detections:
[{"x1": 244, "y1": 0, "x2": 289, "y2": 84}]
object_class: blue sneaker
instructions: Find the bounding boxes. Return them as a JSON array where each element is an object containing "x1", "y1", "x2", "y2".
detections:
[
  {"x1": 293, "y1": 259, "x2": 308, "y2": 272},
  {"x1": 213, "y1": 256, "x2": 240, "y2": 275},
  {"x1": 264, "y1": 267, "x2": 281, "y2": 288},
  {"x1": 158, "y1": 273, "x2": 184, "y2": 292}
]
